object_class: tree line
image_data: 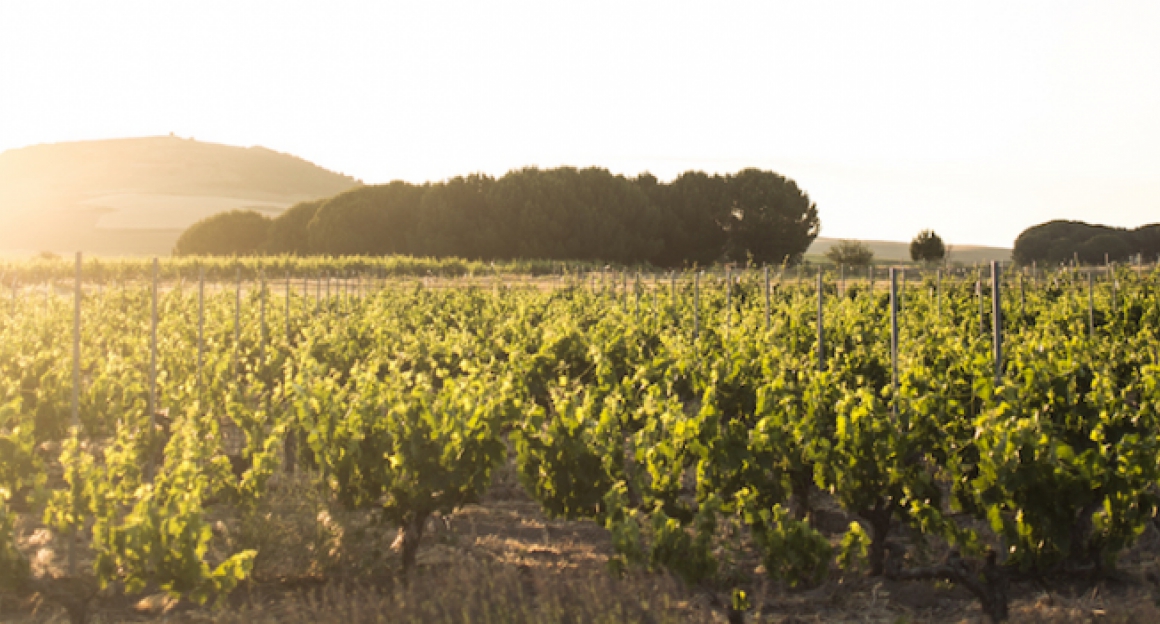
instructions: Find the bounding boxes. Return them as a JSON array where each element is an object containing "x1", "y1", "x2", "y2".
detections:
[
  {"x1": 1013, "y1": 220, "x2": 1160, "y2": 265},
  {"x1": 175, "y1": 167, "x2": 820, "y2": 267}
]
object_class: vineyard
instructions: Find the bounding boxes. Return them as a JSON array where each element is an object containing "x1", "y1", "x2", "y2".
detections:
[{"x1": 2, "y1": 256, "x2": 1160, "y2": 623}]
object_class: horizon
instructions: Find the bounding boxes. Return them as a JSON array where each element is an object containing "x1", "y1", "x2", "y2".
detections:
[{"x1": 3, "y1": 2, "x2": 1158, "y2": 248}]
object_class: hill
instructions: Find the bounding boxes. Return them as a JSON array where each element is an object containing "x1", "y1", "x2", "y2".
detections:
[
  {"x1": 806, "y1": 237, "x2": 1011, "y2": 265},
  {"x1": 0, "y1": 136, "x2": 360, "y2": 256}
]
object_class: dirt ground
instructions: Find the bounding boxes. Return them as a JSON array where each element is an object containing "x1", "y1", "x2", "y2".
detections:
[{"x1": 6, "y1": 457, "x2": 1160, "y2": 623}]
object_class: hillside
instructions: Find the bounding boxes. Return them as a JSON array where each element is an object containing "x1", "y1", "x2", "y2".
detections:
[
  {"x1": 806, "y1": 237, "x2": 1011, "y2": 264},
  {"x1": 0, "y1": 136, "x2": 360, "y2": 256}
]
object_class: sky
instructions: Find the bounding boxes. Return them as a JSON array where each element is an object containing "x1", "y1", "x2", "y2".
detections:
[{"x1": 1, "y1": 1, "x2": 1158, "y2": 247}]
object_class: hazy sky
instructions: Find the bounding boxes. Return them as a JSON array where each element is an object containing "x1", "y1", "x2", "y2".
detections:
[{"x1": 2, "y1": 1, "x2": 1158, "y2": 247}]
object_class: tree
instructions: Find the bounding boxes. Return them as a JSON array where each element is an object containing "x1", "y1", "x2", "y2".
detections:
[
  {"x1": 909, "y1": 230, "x2": 946, "y2": 264},
  {"x1": 722, "y1": 169, "x2": 820, "y2": 266},
  {"x1": 825, "y1": 240, "x2": 874, "y2": 267},
  {"x1": 644, "y1": 171, "x2": 730, "y2": 267},
  {"x1": 306, "y1": 182, "x2": 426, "y2": 256},
  {"x1": 174, "y1": 210, "x2": 271, "y2": 256},
  {"x1": 172, "y1": 165, "x2": 821, "y2": 266},
  {"x1": 264, "y1": 199, "x2": 323, "y2": 255},
  {"x1": 1012, "y1": 220, "x2": 1157, "y2": 266}
]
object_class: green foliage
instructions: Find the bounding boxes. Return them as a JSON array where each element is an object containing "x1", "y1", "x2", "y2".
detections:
[
  {"x1": 5, "y1": 254, "x2": 1160, "y2": 613},
  {"x1": 307, "y1": 182, "x2": 427, "y2": 256},
  {"x1": 513, "y1": 390, "x2": 620, "y2": 521},
  {"x1": 837, "y1": 522, "x2": 870, "y2": 571},
  {"x1": 909, "y1": 229, "x2": 946, "y2": 264},
  {"x1": 722, "y1": 169, "x2": 819, "y2": 266},
  {"x1": 0, "y1": 499, "x2": 29, "y2": 589},
  {"x1": 174, "y1": 210, "x2": 272, "y2": 256},
  {"x1": 825, "y1": 240, "x2": 875, "y2": 267},
  {"x1": 264, "y1": 199, "x2": 323, "y2": 255},
  {"x1": 749, "y1": 504, "x2": 831, "y2": 587},
  {"x1": 646, "y1": 498, "x2": 720, "y2": 586},
  {"x1": 170, "y1": 166, "x2": 820, "y2": 267},
  {"x1": 1013, "y1": 219, "x2": 1160, "y2": 265},
  {"x1": 91, "y1": 412, "x2": 256, "y2": 603}
]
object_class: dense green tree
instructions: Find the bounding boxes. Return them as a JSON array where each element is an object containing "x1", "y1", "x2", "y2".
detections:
[
  {"x1": 174, "y1": 210, "x2": 271, "y2": 256},
  {"x1": 909, "y1": 230, "x2": 946, "y2": 264},
  {"x1": 645, "y1": 171, "x2": 730, "y2": 267},
  {"x1": 825, "y1": 240, "x2": 874, "y2": 267},
  {"x1": 485, "y1": 167, "x2": 664, "y2": 263},
  {"x1": 176, "y1": 165, "x2": 822, "y2": 266},
  {"x1": 307, "y1": 182, "x2": 426, "y2": 256},
  {"x1": 264, "y1": 199, "x2": 323, "y2": 255},
  {"x1": 1013, "y1": 220, "x2": 1154, "y2": 265},
  {"x1": 413, "y1": 175, "x2": 500, "y2": 259},
  {"x1": 722, "y1": 169, "x2": 819, "y2": 265}
]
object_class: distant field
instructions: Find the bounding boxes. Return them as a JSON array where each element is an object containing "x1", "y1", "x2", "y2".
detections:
[
  {"x1": 83, "y1": 193, "x2": 289, "y2": 229},
  {"x1": 806, "y1": 236, "x2": 1011, "y2": 264}
]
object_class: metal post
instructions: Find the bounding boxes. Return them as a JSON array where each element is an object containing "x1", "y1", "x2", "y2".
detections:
[
  {"x1": 150, "y1": 258, "x2": 158, "y2": 420},
  {"x1": 693, "y1": 272, "x2": 700, "y2": 341},
  {"x1": 817, "y1": 270, "x2": 825, "y2": 370},
  {"x1": 286, "y1": 272, "x2": 291, "y2": 343},
  {"x1": 72, "y1": 253, "x2": 81, "y2": 430},
  {"x1": 234, "y1": 268, "x2": 241, "y2": 374},
  {"x1": 764, "y1": 265, "x2": 771, "y2": 331},
  {"x1": 1112, "y1": 272, "x2": 1118, "y2": 310},
  {"x1": 991, "y1": 261, "x2": 1002, "y2": 386},
  {"x1": 725, "y1": 265, "x2": 731, "y2": 331},
  {"x1": 1088, "y1": 271, "x2": 1095, "y2": 338},
  {"x1": 889, "y1": 268, "x2": 898, "y2": 418},
  {"x1": 935, "y1": 269, "x2": 941, "y2": 320},
  {"x1": 259, "y1": 269, "x2": 266, "y2": 364},
  {"x1": 1019, "y1": 272, "x2": 1025, "y2": 314},
  {"x1": 977, "y1": 272, "x2": 985, "y2": 336},
  {"x1": 634, "y1": 272, "x2": 641, "y2": 317},
  {"x1": 69, "y1": 257, "x2": 80, "y2": 577},
  {"x1": 198, "y1": 267, "x2": 204, "y2": 390}
]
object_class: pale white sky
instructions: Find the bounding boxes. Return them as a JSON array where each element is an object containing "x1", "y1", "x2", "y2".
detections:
[{"x1": 2, "y1": 1, "x2": 1158, "y2": 247}]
